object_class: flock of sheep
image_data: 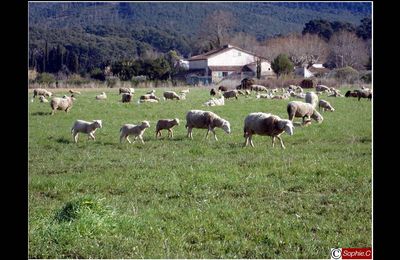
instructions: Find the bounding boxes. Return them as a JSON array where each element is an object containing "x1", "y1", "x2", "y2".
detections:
[{"x1": 31, "y1": 83, "x2": 371, "y2": 148}]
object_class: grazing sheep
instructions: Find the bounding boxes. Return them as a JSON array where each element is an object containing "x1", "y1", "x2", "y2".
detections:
[
  {"x1": 218, "y1": 86, "x2": 228, "y2": 92},
  {"x1": 50, "y1": 95, "x2": 74, "y2": 115},
  {"x1": 256, "y1": 93, "x2": 272, "y2": 99},
  {"x1": 315, "y1": 85, "x2": 331, "y2": 92},
  {"x1": 204, "y1": 95, "x2": 225, "y2": 106},
  {"x1": 287, "y1": 101, "x2": 323, "y2": 124},
  {"x1": 122, "y1": 93, "x2": 133, "y2": 103},
  {"x1": 345, "y1": 90, "x2": 358, "y2": 98},
  {"x1": 120, "y1": 121, "x2": 150, "y2": 144},
  {"x1": 69, "y1": 89, "x2": 81, "y2": 95},
  {"x1": 180, "y1": 88, "x2": 190, "y2": 94},
  {"x1": 33, "y1": 88, "x2": 52, "y2": 99},
  {"x1": 223, "y1": 90, "x2": 239, "y2": 100},
  {"x1": 185, "y1": 110, "x2": 231, "y2": 141},
  {"x1": 318, "y1": 99, "x2": 335, "y2": 112},
  {"x1": 250, "y1": 84, "x2": 268, "y2": 92},
  {"x1": 271, "y1": 94, "x2": 289, "y2": 100},
  {"x1": 155, "y1": 118, "x2": 180, "y2": 138},
  {"x1": 210, "y1": 88, "x2": 217, "y2": 96},
  {"x1": 243, "y1": 112, "x2": 294, "y2": 149},
  {"x1": 39, "y1": 95, "x2": 49, "y2": 103},
  {"x1": 305, "y1": 91, "x2": 319, "y2": 108},
  {"x1": 119, "y1": 87, "x2": 134, "y2": 94},
  {"x1": 355, "y1": 89, "x2": 372, "y2": 101},
  {"x1": 96, "y1": 92, "x2": 107, "y2": 100},
  {"x1": 140, "y1": 94, "x2": 160, "y2": 101},
  {"x1": 71, "y1": 119, "x2": 102, "y2": 143},
  {"x1": 163, "y1": 91, "x2": 181, "y2": 100}
]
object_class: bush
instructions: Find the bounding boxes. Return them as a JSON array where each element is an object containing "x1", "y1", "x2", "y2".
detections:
[
  {"x1": 35, "y1": 73, "x2": 56, "y2": 85},
  {"x1": 333, "y1": 66, "x2": 360, "y2": 84},
  {"x1": 360, "y1": 71, "x2": 372, "y2": 84},
  {"x1": 66, "y1": 74, "x2": 91, "y2": 85},
  {"x1": 106, "y1": 76, "x2": 120, "y2": 88},
  {"x1": 271, "y1": 54, "x2": 294, "y2": 77},
  {"x1": 90, "y1": 68, "x2": 106, "y2": 81}
]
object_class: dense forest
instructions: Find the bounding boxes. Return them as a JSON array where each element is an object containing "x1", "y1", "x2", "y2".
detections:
[{"x1": 28, "y1": 2, "x2": 371, "y2": 79}]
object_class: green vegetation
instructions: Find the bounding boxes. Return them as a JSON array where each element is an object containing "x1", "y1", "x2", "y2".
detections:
[
  {"x1": 271, "y1": 54, "x2": 294, "y2": 78},
  {"x1": 29, "y1": 87, "x2": 372, "y2": 258}
]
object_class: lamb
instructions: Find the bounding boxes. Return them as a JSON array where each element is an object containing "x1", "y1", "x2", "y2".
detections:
[
  {"x1": 287, "y1": 101, "x2": 323, "y2": 124},
  {"x1": 185, "y1": 110, "x2": 231, "y2": 141},
  {"x1": 250, "y1": 84, "x2": 268, "y2": 92},
  {"x1": 69, "y1": 89, "x2": 81, "y2": 95},
  {"x1": 243, "y1": 112, "x2": 294, "y2": 149},
  {"x1": 71, "y1": 119, "x2": 102, "y2": 143},
  {"x1": 355, "y1": 89, "x2": 372, "y2": 101},
  {"x1": 180, "y1": 88, "x2": 190, "y2": 94},
  {"x1": 140, "y1": 94, "x2": 160, "y2": 101},
  {"x1": 119, "y1": 121, "x2": 150, "y2": 144},
  {"x1": 163, "y1": 91, "x2": 181, "y2": 100},
  {"x1": 33, "y1": 88, "x2": 52, "y2": 99},
  {"x1": 218, "y1": 86, "x2": 228, "y2": 92},
  {"x1": 122, "y1": 93, "x2": 133, "y2": 103},
  {"x1": 305, "y1": 91, "x2": 319, "y2": 108},
  {"x1": 155, "y1": 118, "x2": 180, "y2": 138},
  {"x1": 223, "y1": 90, "x2": 239, "y2": 99},
  {"x1": 119, "y1": 87, "x2": 135, "y2": 94},
  {"x1": 204, "y1": 95, "x2": 225, "y2": 106},
  {"x1": 39, "y1": 95, "x2": 49, "y2": 103},
  {"x1": 50, "y1": 95, "x2": 74, "y2": 115},
  {"x1": 96, "y1": 92, "x2": 107, "y2": 100},
  {"x1": 328, "y1": 89, "x2": 344, "y2": 97},
  {"x1": 318, "y1": 99, "x2": 335, "y2": 112}
]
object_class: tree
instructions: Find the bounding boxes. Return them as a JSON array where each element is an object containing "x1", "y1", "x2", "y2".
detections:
[
  {"x1": 196, "y1": 10, "x2": 235, "y2": 52},
  {"x1": 327, "y1": 31, "x2": 369, "y2": 70},
  {"x1": 356, "y1": 17, "x2": 371, "y2": 40},
  {"x1": 302, "y1": 19, "x2": 334, "y2": 41},
  {"x1": 263, "y1": 33, "x2": 329, "y2": 67},
  {"x1": 271, "y1": 54, "x2": 293, "y2": 78}
]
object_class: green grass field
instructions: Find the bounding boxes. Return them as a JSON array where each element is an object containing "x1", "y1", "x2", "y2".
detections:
[{"x1": 28, "y1": 87, "x2": 372, "y2": 258}]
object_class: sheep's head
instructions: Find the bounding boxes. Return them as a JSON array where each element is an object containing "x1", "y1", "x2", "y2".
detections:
[
  {"x1": 174, "y1": 118, "x2": 180, "y2": 125},
  {"x1": 279, "y1": 119, "x2": 294, "y2": 136},
  {"x1": 93, "y1": 120, "x2": 102, "y2": 128},
  {"x1": 311, "y1": 110, "x2": 324, "y2": 123},
  {"x1": 221, "y1": 120, "x2": 231, "y2": 134},
  {"x1": 47, "y1": 92, "x2": 53, "y2": 97},
  {"x1": 141, "y1": 121, "x2": 150, "y2": 128},
  {"x1": 328, "y1": 106, "x2": 335, "y2": 112}
]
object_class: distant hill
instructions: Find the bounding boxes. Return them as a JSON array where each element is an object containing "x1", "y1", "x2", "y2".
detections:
[{"x1": 28, "y1": 2, "x2": 371, "y2": 72}]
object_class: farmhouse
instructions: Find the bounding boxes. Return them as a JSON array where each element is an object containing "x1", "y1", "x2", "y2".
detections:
[{"x1": 187, "y1": 44, "x2": 274, "y2": 85}]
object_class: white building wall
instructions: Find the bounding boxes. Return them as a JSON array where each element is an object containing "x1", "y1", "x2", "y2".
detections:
[
  {"x1": 189, "y1": 60, "x2": 208, "y2": 69},
  {"x1": 208, "y1": 49, "x2": 256, "y2": 66}
]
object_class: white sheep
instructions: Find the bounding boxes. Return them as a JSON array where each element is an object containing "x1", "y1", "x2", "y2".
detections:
[
  {"x1": 318, "y1": 99, "x2": 335, "y2": 112},
  {"x1": 139, "y1": 98, "x2": 159, "y2": 103},
  {"x1": 140, "y1": 94, "x2": 160, "y2": 101},
  {"x1": 71, "y1": 120, "x2": 102, "y2": 143},
  {"x1": 204, "y1": 95, "x2": 225, "y2": 106},
  {"x1": 287, "y1": 101, "x2": 323, "y2": 124},
  {"x1": 33, "y1": 88, "x2": 53, "y2": 99},
  {"x1": 120, "y1": 121, "x2": 150, "y2": 144},
  {"x1": 185, "y1": 110, "x2": 231, "y2": 141},
  {"x1": 69, "y1": 89, "x2": 81, "y2": 95},
  {"x1": 163, "y1": 91, "x2": 181, "y2": 100},
  {"x1": 243, "y1": 112, "x2": 294, "y2": 149},
  {"x1": 155, "y1": 118, "x2": 180, "y2": 138},
  {"x1": 256, "y1": 93, "x2": 272, "y2": 99},
  {"x1": 96, "y1": 92, "x2": 107, "y2": 100},
  {"x1": 250, "y1": 84, "x2": 268, "y2": 92},
  {"x1": 50, "y1": 95, "x2": 74, "y2": 115},
  {"x1": 119, "y1": 87, "x2": 134, "y2": 94},
  {"x1": 180, "y1": 88, "x2": 190, "y2": 94},
  {"x1": 305, "y1": 91, "x2": 319, "y2": 108}
]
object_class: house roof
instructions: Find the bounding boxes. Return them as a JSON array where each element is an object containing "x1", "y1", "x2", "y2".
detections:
[{"x1": 189, "y1": 44, "x2": 269, "y2": 62}]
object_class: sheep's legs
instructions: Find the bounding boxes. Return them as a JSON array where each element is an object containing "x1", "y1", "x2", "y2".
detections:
[
  {"x1": 271, "y1": 136, "x2": 275, "y2": 148},
  {"x1": 187, "y1": 127, "x2": 193, "y2": 139},
  {"x1": 243, "y1": 136, "x2": 249, "y2": 147},
  {"x1": 156, "y1": 130, "x2": 161, "y2": 138},
  {"x1": 212, "y1": 129, "x2": 218, "y2": 141},
  {"x1": 89, "y1": 133, "x2": 95, "y2": 141},
  {"x1": 139, "y1": 135, "x2": 145, "y2": 144},
  {"x1": 73, "y1": 133, "x2": 78, "y2": 143},
  {"x1": 249, "y1": 136, "x2": 254, "y2": 147},
  {"x1": 277, "y1": 136, "x2": 285, "y2": 149},
  {"x1": 168, "y1": 129, "x2": 173, "y2": 138},
  {"x1": 126, "y1": 136, "x2": 132, "y2": 144}
]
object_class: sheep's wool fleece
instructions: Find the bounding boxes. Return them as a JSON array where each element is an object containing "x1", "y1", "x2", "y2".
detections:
[
  {"x1": 186, "y1": 110, "x2": 221, "y2": 129},
  {"x1": 244, "y1": 113, "x2": 284, "y2": 136}
]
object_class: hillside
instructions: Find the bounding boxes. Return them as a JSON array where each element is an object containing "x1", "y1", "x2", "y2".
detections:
[{"x1": 28, "y1": 2, "x2": 371, "y2": 72}]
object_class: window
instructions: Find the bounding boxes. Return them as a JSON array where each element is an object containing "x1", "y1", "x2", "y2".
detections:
[
  {"x1": 222, "y1": 72, "x2": 228, "y2": 77},
  {"x1": 238, "y1": 51, "x2": 241, "y2": 56}
]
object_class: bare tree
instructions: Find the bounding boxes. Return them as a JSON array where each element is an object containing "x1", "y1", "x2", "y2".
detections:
[
  {"x1": 196, "y1": 10, "x2": 235, "y2": 52},
  {"x1": 328, "y1": 31, "x2": 369, "y2": 70},
  {"x1": 229, "y1": 32, "x2": 259, "y2": 53},
  {"x1": 262, "y1": 33, "x2": 329, "y2": 67}
]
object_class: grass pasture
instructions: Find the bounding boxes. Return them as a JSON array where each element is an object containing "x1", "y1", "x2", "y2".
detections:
[{"x1": 28, "y1": 87, "x2": 372, "y2": 258}]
